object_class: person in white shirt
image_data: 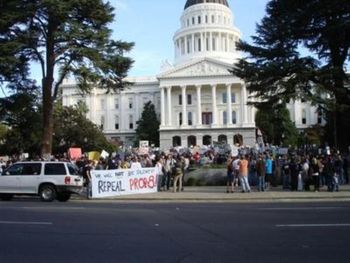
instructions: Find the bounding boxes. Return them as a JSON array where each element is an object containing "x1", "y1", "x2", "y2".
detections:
[{"x1": 130, "y1": 156, "x2": 142, "y2": 170}]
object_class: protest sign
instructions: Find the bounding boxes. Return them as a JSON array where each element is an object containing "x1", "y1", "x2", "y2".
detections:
[
  {"x1": 68, "y1": 148, "x2": 82, "y2": 160},
  {"x1": 88, "y1": 151, "x2": 101, "y2": 161},
  {"x1": 91, "y1": 168, "x2": 157, "y2": 198}
]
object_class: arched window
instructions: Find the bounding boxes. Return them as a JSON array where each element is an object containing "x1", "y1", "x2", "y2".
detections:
[
  {"x1": 203, "y1": 135, "x2": 212, "y2": 146},
  {"x1": 173, "y1": 136, "x2": 181, "y2": 147},
  {"x1": 234, "y1": 134, "x2": 243, "y2": 146},
  {"x1": 218, "y1": 135, "x2": 227, "y2": 144},
  {"x1": 187, "y1": 136, "x2": 196, "y2": 147}
]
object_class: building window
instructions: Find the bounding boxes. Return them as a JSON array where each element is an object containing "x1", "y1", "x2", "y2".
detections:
[
  {"x1": 114, "y1": 98, "x2": 119, "y2": 109},
  {"x1": 231, "y1": 93, "x2": 236, "y2": 103},
  {"x1": 128, "y1": 98, "x2": 133, "y2": 109},
  {"x1": 100, "y1": 99, "x2": 105, "y2": 110},
  {"x1": 192, "y1": 17, "x2": 195, "y2": 25},
  {"x1": 179, "y1": 94, "x2": 182, "y2": 105},
  {"x1": 222, "y1": 93, "x2": 227, "y2": 103},
  {"x1": 202, "y1": 112, "x2": 213, "y2": 125},
  {"x1": 188, "y1": 112, "x2": 193, "y2": 126},
  {"x1": 115, "y1": 116, "x2": 119, "y2": 130},
  {"x1": 100, "y1": 115, "x2": 105, "y2": 130},
  {"x1": 179, "y1": 112, "x2": 183, "y2": 126},
  {"x1": 187, "y1": 40, "x2": 190, "y2": 53},
  {"x1": 302, "y1": 109, "x2": 307, "y2": 124},
  {"x1": 198, "y1": 16, "x2": 201, "y2": 24},
  {"x1": 129, "y1": 115, "x2": 133, "y2": 129},
  {"x1": 206, "y1": 38, "x2": 210, "y2": 51},
  {"x1": 211, "y1": 15, "x2": 215, "y2": 23},
  {"x1": 187, "y1": 94, "x2": 192, "y2": 105},
  {"x1": 317, "y1": 112, "x2": 322, "y2": 124},
  {"x1": 198, "y1": 38, "x2": 201, "y2": 51},
  {"x1": 223, "y1": 111, "x2": 227, "y2": 125},
  {"x1": 205, "y1": 15, "x2": 208, "y2": 23},
  {"x1": 212, "y1": 37, "x2": 216, "y2": 51},
  {"x1": 232, "y1": 111, "x2": 237, "y2": 124},
  {"x1": 187, "y1": 19, "x2": 189, "y2": 27}
]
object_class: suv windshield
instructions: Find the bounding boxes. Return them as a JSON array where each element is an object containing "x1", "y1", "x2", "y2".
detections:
[{"x1": 67, "y1": 163, "x2": 79, "y2": 175}]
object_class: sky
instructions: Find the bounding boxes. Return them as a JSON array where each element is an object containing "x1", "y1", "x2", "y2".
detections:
[
  {"x1": 110, "y1": 0, "x2": 269, "y2": 77},
  {"x1": 26, "y1": 0, "x2": 269, "y2": 85}
]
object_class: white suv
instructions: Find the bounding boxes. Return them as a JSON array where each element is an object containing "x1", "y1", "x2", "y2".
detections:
[{"x1": 0, "y1": 161, "x2": 83, "y2": 202}]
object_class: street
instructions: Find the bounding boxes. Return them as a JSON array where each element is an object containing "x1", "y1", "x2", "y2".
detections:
[{"x1": 0, "y1": 200, "x2": 349, "y2": 263}]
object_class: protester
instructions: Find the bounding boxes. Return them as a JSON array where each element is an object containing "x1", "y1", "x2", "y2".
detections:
[
  {"x1": 256, "y1": 154, "x2": 266, "y2": 192},
  {"x1": 226, "y1": 156, "x2": 234, "y2": 193},
  {"x1": 239, "y1": 155, "x2": 251, "y2": 193},
  {"x1": 173, "y1": 156, "x2": 183, "y2": 193}
]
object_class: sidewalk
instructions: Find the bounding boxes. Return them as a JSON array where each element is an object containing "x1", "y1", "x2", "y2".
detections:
[{"x1": 80, "y1": 185, "x2": 350, "y2": 203}]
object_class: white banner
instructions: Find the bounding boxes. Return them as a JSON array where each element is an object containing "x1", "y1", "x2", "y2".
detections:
[{"x1": 91, "y1": 168, "x2": 157, "y2": 198}]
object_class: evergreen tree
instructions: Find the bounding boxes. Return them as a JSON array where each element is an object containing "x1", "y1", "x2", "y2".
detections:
[
  {"x1": 231, "y1": 0, "x2": 350, "y2": 148},
  {"x1": 135, "y1": 101, "x2": 160, "y2": 147},
  {"x1": 255, "y1": 103, "x2": 299, "y2": 146},
  {"x1": 0, "y1": 0, "x2": 134, "y2": 157}
]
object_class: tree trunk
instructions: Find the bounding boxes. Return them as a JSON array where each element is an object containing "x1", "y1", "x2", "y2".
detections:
[
  {"x1": 41, "y1": 18, "x2": 56, "y2": 159},
  {"x1": 41, "y1": 77, "x2": 54, "y2": 159}
]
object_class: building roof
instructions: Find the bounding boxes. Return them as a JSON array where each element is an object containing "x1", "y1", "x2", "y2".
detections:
[{"x1": 184, "y1": 0, "x2": 229, "y2": 10}]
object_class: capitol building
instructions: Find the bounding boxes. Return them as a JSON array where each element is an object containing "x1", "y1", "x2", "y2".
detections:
[{"x1": 62, "y1": 0, "x2": 321, "y2": 150}]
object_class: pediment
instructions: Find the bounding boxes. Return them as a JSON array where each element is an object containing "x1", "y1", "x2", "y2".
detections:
[{"x1": 158, "y1": 58, "x2": 233, "y2": 79}]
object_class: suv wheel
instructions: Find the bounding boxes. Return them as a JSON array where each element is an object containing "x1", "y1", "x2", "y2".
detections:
[
  {"x1": 39, "y1": 184, "x2": 56, "y2": 202},
  {"x1": 56, "y1": 192, "x2": 71, "y2": 202},
  {"x1": 0, "y1": 194, "x2": 14, "y2": 201}
]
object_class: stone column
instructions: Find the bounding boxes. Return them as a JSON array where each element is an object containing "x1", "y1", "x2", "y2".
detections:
[
  {"x1": 211, "y1": 84, "x2": 217, "y2": 126},
  {"x1": 167, "y1": 86, "x2": 172, "y2": 126},
  {"x1": 226, "y1": 84, "x2": 233, "y2": 125},
  {"x1": 160, "y1": 87, "x2": 166, "y2": 126},
  {"x1": 209, "y1": 31, "x2": 212, "y2": 51},
  {"x1": 196, "y1": 85, "x2": 202, "y2": 126},
  {"x1": 192, "y1": 34, "x2": 195, "y2": 53},
  {"x1": 181, "y1": 86, "x2": 187, "y2": 127}
]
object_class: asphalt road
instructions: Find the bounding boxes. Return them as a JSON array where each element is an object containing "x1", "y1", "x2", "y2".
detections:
[{"x1": 0, "y1": 200, "x2": 349, "y2": 263}]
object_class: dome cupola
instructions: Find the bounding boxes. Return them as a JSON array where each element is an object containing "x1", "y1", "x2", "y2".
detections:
[
  {"x1": 173, "y1": 0, "x2": 241, "y2": 65},
  {"x1": 184, "y1": 0, "x2": 229, "y2": 10}
]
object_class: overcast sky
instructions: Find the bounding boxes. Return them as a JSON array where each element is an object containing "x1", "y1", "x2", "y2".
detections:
[{"x1": 111, "y1": 0, "x2": 269, "y2": 76}]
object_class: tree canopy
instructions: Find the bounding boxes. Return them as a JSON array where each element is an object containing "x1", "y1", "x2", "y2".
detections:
[
  {"x1": 0, "y1": 0, "x2": 134, "y2": 157},
  {"x1": 231, "y1": 0, "x2": 350, "y2": 148}
]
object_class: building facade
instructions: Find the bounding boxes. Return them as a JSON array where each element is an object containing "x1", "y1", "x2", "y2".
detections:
[{"x1": 61, "y1": 0, "x2": 321, "y2": 149}]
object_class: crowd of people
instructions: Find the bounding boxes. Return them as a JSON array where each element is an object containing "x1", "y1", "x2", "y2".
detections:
[
  {"x1": 1, "y1": 145, "x2": 349, "y2": 195},
  {"x1": 226, "y1": 150, "x2": 349, "y2": 193}
]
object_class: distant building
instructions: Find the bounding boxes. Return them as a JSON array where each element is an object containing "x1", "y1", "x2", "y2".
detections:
[{"x1": 62, "y1": 0, "x2": 321, "y2": 149}]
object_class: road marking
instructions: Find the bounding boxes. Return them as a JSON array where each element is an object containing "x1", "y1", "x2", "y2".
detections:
[
  {"x1": 261, "y1": 207, "x2": 344, "y2": 211},
  {"x1": 0, "y1": 221, "x2": 53, "y2": 225},
  {"x1": 276, "y1": 223, "x2": 350, "y2": 228},
  {"x1": 22, "y1": 207, "x2": 86, "y2": 210}
]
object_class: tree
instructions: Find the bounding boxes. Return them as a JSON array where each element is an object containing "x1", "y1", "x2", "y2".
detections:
[
  {"x1": 231, "y1": 0, "x2": 350, "y2": 148},
  {"x1": 0, "y1": 93, "x2": 115, "y2": 156},
  {"x1": 0, "y1": 0, "x2": 133, "y2": 158},
  {"x1": 255, "y1": 103, "x2": 299, "y2": 146},
  {"x1": 0, "y1": 92, "x2": 42, "y2": 155},
  {"x1": 53, "y1": 102, "x2": 116, "y2": 154},
  {"x1": 135, "y1": 101, "x2": 160, "y2": 147}
]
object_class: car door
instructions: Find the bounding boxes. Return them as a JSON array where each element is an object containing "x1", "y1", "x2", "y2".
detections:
[
  {"x1": 0, "y1": 163, "x2": 23, "y2": 193},
  {"x1": 17, "y1": 163, "x2": 42, "y2": 193}
]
